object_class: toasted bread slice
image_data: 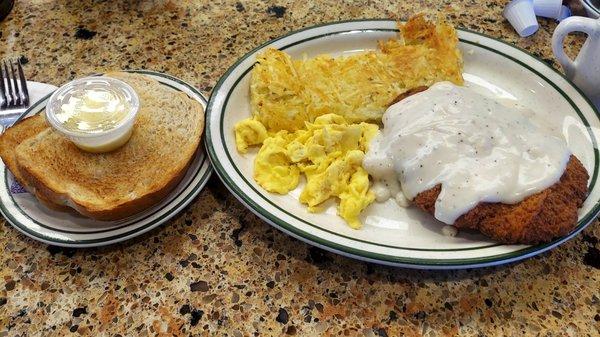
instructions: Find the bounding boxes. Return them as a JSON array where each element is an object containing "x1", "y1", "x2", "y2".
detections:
[
  {"x1": 14, "y1": 72, "x2": 205, "y2": 220},
  {"x1": 0, "y1": 114, "x2": 72, "y2": 211}
]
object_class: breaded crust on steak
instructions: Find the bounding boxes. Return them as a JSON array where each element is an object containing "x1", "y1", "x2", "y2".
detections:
[
  {"x1": 412, "y1": 155, "x2": 589, "y2": 244},
  {"x1": 389, "y1": 86, "x2": 589, "y2": 244},
  {"x1": 389, "y1": 86, "x2": 429, "y2": 106}
]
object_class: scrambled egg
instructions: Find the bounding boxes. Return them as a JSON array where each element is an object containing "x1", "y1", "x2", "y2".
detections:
[
  {"x1": 237, "y1": 114, "x2": 379, "y2": 229},
  {"x1": 234, "y1": 118, "x2": 268, "y2": 153}
]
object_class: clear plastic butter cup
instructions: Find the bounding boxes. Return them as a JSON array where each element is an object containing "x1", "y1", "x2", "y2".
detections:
[
  {"x1": 503, "y1": 0, "x2": 539, "y2": 37},
  {"x1": 46, "y1": 76, "x2": 140, "y2": 153}
]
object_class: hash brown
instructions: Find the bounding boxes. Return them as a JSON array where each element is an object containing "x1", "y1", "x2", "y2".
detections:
[{"x1": 249, "y1": 15, "x2": 463, "y2": 132}]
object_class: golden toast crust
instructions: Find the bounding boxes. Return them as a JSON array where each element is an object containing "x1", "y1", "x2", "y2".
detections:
[{"x1": 0, "y1": 115, "x2": 72, "y2": 212}]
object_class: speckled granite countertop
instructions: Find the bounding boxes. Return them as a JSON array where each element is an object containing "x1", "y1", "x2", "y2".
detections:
[{"x1": 0, "y1": 1, "x2": 599, "y2": 336}]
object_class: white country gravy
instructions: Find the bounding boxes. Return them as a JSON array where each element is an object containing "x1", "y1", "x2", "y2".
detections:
[{"x1": 363, "y1": 81, "x2": 571, "y2": 224}]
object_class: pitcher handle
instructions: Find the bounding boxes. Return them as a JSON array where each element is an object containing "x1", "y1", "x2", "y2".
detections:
[{"x1": 552, "y1": 16, "x2": 597, "y2": 78}]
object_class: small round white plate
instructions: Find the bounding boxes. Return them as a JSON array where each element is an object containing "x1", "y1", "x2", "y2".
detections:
[
  {"x1": 0, "y1": 70, "x2": 212, "y2": 247},
  {"x1": 206, "y1": 20, "x2": 600, "y2": 269}
]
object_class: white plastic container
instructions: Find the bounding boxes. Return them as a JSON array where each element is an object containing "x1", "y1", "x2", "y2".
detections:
[
  {"x1": 557, "y1": 5, "x2": 571, "y2": 21},
  {"x1": 533, "y1": 0, "x2": 562, "y2": 19},
  {"x1": 46, "y1": 77, "x2": 140, "y2": 153},
  {"x1": 503, "y1": 0, "x2": 539, "y2": 37}
]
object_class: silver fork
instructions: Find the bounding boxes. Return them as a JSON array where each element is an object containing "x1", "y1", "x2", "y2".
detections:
[{"x1": 0, "y1": 58, "x2": 29, "y2": 110}]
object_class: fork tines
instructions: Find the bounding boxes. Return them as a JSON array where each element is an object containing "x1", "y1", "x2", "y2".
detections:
[{"x1": 0, "y1": 58, "x2": 29, "y2": 109}]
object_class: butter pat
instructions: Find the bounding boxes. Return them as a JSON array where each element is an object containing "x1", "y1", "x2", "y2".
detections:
[{"x1": 46, "y1": 76, "x2": 140, "y2": 153}]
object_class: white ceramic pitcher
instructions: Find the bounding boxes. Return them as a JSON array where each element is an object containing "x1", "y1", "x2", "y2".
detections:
[{"x1": 552, "y1": 16, "x2": 600, "y2": 108}]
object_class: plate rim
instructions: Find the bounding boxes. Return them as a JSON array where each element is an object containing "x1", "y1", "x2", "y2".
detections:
[
  {"x1": 205, "y1": 19, "x2": 600, "y2": 268},
  {"x1": 582, "y1": 0, "x2": 600, "y2": 15},
  {"x1": 0, "y1": 69, "x2": 213, "y2": 247}
]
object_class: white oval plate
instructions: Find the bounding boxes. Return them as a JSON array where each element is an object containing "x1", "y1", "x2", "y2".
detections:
[
  {"x1": 0, "y1": 70, "x2": 212, "y2": 247},
  {"x1": 206, "y1": 20, "x2": 600, "y2": 269}
]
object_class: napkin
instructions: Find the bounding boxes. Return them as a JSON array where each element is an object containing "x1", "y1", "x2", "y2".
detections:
[{"x1": 0, "y1": 81, "x2": 57, "y2": 129}]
